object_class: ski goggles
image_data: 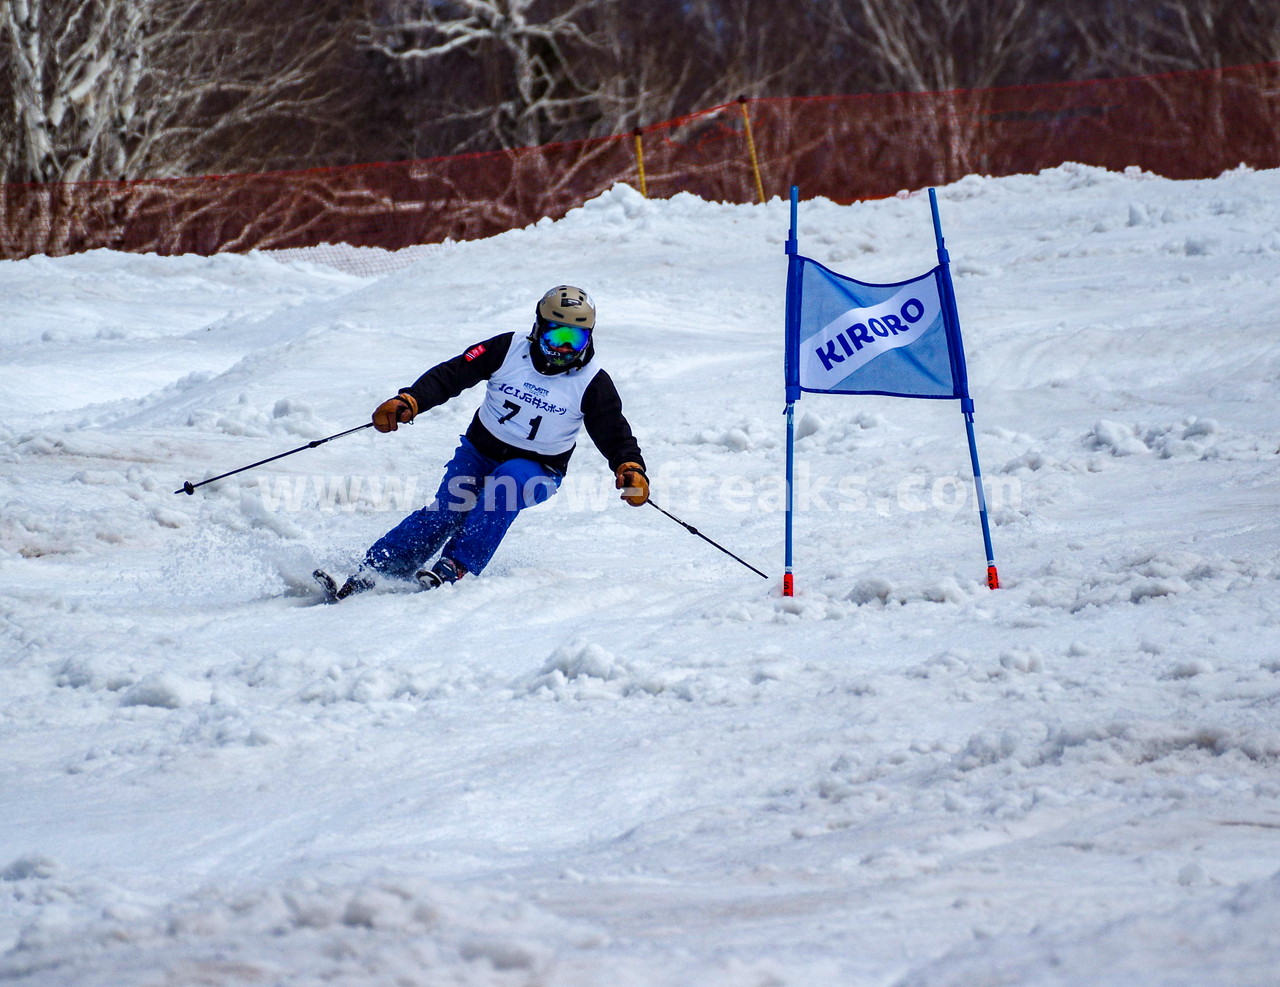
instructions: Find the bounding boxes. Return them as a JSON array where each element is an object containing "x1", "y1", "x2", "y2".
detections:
[{"x1": 539, "y1": 321, "x2": 592, "y2": 352}]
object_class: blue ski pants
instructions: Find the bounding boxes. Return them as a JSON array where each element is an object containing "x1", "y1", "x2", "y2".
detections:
[{"x1": 363, "y1": 437, "x2": 562, "y2": 578}]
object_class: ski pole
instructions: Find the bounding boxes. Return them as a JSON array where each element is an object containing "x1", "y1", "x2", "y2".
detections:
[
  {"x1": 174, "y1": 422, "x2": 375, "y2": 495},
  {"x1": 647, "y1": 500, "x2": 769, "y2": 579}
]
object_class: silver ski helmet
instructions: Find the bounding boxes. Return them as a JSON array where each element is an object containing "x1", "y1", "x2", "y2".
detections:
[{"x1": 530, "y1": 285, "x2": 595, "y2": 372}]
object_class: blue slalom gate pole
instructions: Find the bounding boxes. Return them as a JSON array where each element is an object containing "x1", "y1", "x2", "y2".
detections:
[
  {"x1": 929, "y1": 188, "x2": 1000, "y2": 589},
  {"x1": 782, "y1": 185, "x2": 802, "y2": 596}
]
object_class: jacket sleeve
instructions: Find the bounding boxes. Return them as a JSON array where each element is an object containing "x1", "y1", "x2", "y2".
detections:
[
  {"x1": 401, "y1": 333, "x2": 511, "y2": 412},
  {"x1": 581, "y1": 369, "x2": 645, "y2": 473}
]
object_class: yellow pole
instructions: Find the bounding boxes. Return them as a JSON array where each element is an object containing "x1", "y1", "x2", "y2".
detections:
[
  {"x1": 738, "y1": 97, "x2": 766, "y2": 204},
  {"x1": 632, "y1": 128, "x2": 648, "y2": 198}
]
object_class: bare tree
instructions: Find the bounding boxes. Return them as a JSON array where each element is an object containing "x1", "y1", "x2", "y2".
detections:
[
  {"x1": 133, "y1": 0, "x2": 368, "y2": 177},
  {"x1": 820, "y1": 0, "x2": 1057, "y2": 94},
  {"x1": 584, "y1": 0, "x2": 706, "y2": 134},
  {"x1": 1065, "y1": 0, "x2": 1280, "y2": 78},
  {"x1": 4, "y1": 0, "x2": 1274, "y2": 186},
  {"x1": 0, "y1": 0, "x2": 368, "y2": 183},
  {"x1": 367, "y1": 0, "x2": 612, "y2": 152},
  {"x1": 1, "y1": 0, "x2": 147, "y2": 182},
  {"x1": 676, "y1": 0, "x2": 829, "y2": 103},
  {"x1": 367, "y1": 0, "x2": 850, "y2": 155}
]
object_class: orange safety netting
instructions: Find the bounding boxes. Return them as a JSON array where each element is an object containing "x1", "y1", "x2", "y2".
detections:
[{"x1": 2, "y1": 62, "x2": 1278, "y2": 261}]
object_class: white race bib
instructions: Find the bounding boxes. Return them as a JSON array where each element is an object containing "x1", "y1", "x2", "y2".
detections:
[{"x1": 476, "y1": 335, "x2": 600, "y2": 454}]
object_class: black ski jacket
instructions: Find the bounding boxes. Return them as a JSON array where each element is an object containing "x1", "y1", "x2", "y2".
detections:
[{"x1": 401, "y1": 332, "x2": 645, "y2": 476}]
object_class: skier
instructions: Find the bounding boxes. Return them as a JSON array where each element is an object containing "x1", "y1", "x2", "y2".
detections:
[{"x1": 314, "y1": 285, "x2": 648, "y2": 601}]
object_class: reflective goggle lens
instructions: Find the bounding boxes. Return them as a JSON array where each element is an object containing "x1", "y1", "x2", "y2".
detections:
[{"x1": 541, "y1": 322, "x2": 591, "y2": 351}]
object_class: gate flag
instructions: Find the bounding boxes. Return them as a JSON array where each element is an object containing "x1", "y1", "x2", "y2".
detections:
[
  {"x1": 782, "y1": 185, "x2": 998, "y2": 597},
  {"x1": 796, "y1": 261, "x2": 954, "y2": 398}
]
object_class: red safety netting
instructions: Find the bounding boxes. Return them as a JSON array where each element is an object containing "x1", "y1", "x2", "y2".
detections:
[{"x1": 2, "y1": 62, "x2": 1277, "y2": 261}]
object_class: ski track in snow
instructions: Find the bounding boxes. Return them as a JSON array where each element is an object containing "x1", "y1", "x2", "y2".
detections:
[{"x1": 2, "y1": 165, "x2": 1279, "y2": 985}]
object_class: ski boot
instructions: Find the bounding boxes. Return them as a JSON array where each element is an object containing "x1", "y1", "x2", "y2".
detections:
[
  {"x1": 313, "y1": 568, "x2": 375, "y2": 602},
  {"x1": 414, "y1": 557, "x2": 466, "y2": 591}
]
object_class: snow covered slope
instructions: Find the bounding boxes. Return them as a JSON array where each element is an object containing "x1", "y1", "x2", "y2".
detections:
[{"x1": 1, "y1": 165, "x2": 1278, "y2": 985}]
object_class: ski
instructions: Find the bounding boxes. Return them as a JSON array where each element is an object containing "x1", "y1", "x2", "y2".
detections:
[
  {"x1": 312, "y1": 568, "x2": 341, "y2": 603},
  {"x1": 311, "y1": 568, "x2": 374, "y2": 602},
  {"x1": 310, "y1": 563, "x2": 459, "y2": 603}
]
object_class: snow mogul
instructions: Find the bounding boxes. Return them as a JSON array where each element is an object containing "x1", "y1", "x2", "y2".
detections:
[{"x1": 314, "y1": 285, "x2": 648, "y2": 601}]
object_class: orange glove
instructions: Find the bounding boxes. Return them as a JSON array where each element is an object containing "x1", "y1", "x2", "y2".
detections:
[
  {"x1": 372, "y1": 392, "x2": 418, "y2": 432},
  {"x1": 615, "y1": 462, "x2": 649, "y2": 506}
]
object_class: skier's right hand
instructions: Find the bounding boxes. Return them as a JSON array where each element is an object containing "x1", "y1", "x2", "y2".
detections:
[{"x1": 373, "y1": 392, "x2": 418, "y2": 432}]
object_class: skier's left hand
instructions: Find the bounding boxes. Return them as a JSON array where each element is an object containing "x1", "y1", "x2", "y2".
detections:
[{"x1": 615, "y1": 462, "x2": 649, "y2": 506}]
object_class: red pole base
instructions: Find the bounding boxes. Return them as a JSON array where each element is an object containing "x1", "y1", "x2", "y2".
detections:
[
  {"x1": 782, "y1": 573, "x2": 794, "y2": 597},
  {"x1": 987, "y1": 564, "x2": 1000, "y2": 590}
]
